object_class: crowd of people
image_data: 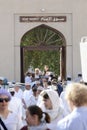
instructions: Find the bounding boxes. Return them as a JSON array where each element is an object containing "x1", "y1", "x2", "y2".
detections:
[{"x1": 0, "y1": 65, "x2": 87, "y2": 130}]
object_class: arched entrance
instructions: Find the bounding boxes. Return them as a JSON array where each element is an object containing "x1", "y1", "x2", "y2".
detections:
[{"x1": 20, "y1": 24, "x2": 66, "y2": 82}]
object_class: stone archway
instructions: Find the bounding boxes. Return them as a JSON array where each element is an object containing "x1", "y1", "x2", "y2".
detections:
[{"x1": 20, "y1": 24, "x2": 66, "y2": 82}]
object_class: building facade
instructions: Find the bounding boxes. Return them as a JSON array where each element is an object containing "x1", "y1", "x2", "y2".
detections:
[{"x1": 0, "y1": 0, "x2": 86, "y2": 82}]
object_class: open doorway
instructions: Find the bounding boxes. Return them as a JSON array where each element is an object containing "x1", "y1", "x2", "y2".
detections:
[{"x1": 20, "y1": 24, "x2": 66, "y2": 82}]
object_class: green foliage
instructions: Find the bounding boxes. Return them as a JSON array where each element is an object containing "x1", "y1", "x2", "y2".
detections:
[{"x1": 24, "y1": 50, "x2": 60, "y2": 76}]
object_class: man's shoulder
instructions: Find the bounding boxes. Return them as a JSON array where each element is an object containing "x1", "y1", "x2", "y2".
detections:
[{"x1": 57, "y1": 112, "x2": 80, "y2": 130}]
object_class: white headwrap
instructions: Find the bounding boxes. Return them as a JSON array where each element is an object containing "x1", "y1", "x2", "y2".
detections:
[{"x1": 40, "y1": 89, "x2": 63, "y2": 121}]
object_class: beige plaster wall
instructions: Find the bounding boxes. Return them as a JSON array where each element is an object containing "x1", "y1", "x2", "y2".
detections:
[{"x1": 0, "y1": 0, "x2": 87, "y2": 81}]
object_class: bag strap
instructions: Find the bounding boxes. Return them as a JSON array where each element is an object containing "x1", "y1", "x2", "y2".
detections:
[{"x1": 0, "y1": 117, "x2": 8, "y2": 130}]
